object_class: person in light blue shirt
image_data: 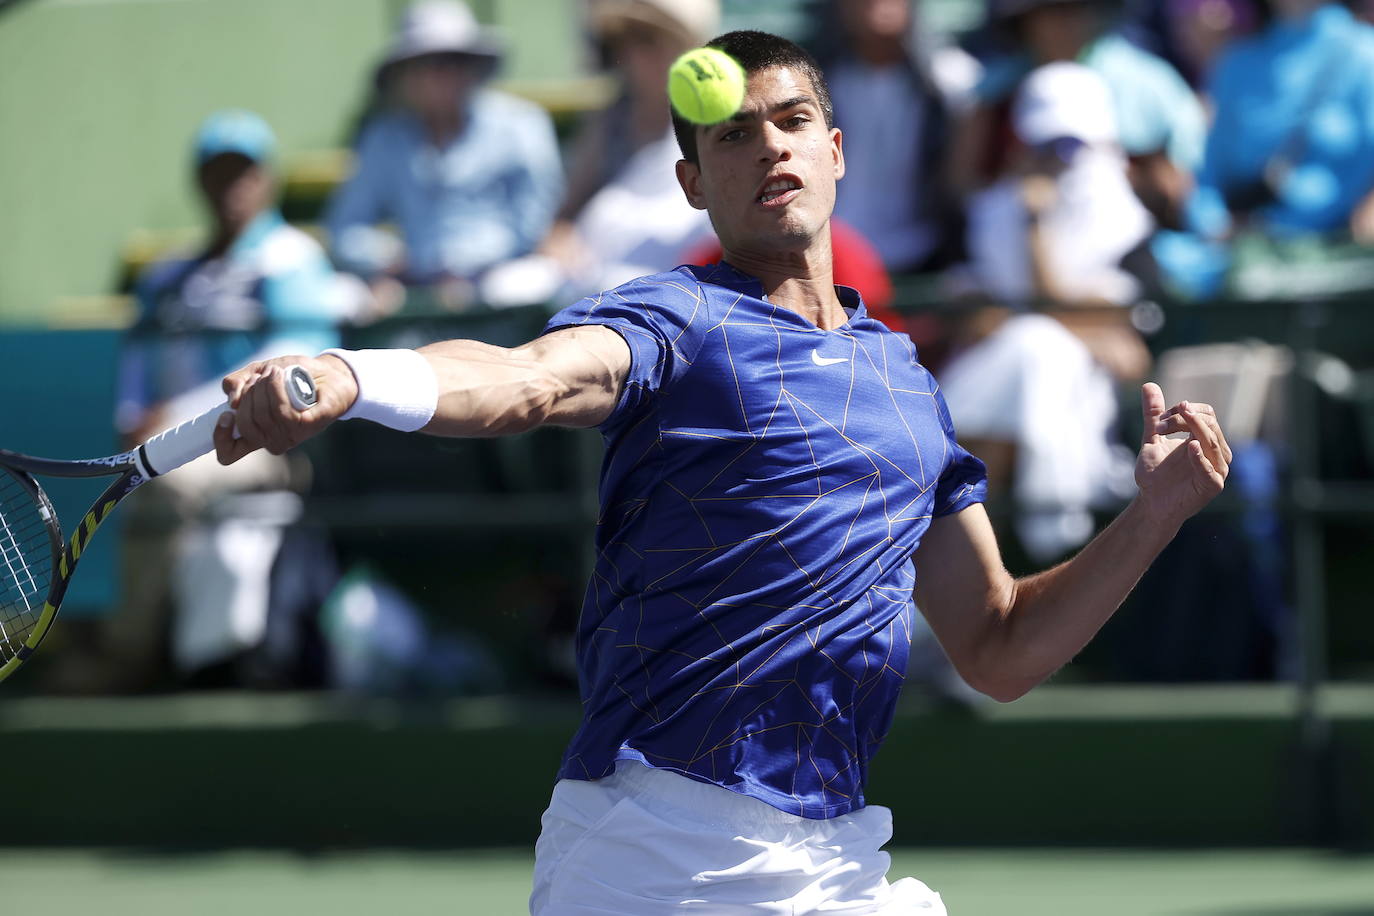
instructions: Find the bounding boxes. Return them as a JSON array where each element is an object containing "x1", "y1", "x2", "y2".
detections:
[
  {"x1": 953, "y1": 0, "x2": 1205, "y2": 234},
  {"x1": 324, "y1": 1, "x2": 563, "y2": 287},
  {"x1": 1189, "y1": 1, "x2": 1374, "y2": 241}
]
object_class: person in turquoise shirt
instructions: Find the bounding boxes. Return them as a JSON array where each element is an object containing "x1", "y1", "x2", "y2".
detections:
[
  {"x1": 956, "y1": 0, "x2": 1203, "y2": 233},
  {"x1": 1190, "y1": 1, "x2": 1374, "y2": 241},
  {"x1": 96, "y1": 110, "x2": 356, "y2": 692}
]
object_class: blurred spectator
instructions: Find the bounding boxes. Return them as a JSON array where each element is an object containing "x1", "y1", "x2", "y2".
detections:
[
  {"x1": 1164, "y1": 0, "x2": 1260, "y2": 87},
  {"x1": 951, "y1": 0, "x2": 1205, "y2": 231},
  {"x1": 941, "y1": 65, "x2": 1145, "y2": 563},
  {"x1": 325, "y1": 1, "x2": 563, "y2": 304},
  {"x1": 82, "y1": 111, "x2": 352, "y2": 691},
  {"x1": 1188, "y1": 1, "x2": 1374, "y2": 247},
  {"x1": 964, "y1": 62, "x2": 1155, "y2": 312},
  {"x1": 485, "y1": 0, "x2": 717, "y2": 304},
  {"x1": 823, "y1": 0, "x2": 979, "y2": 273}
]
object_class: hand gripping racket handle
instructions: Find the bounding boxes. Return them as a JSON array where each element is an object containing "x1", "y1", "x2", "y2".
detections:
[{"x1": 135, "y1": 365, "x2": 318, "y2": 479}]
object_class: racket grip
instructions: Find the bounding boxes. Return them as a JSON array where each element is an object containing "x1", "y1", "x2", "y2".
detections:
[{"x1": 136, "y1": 365, "x2": 318, "y2": 478}]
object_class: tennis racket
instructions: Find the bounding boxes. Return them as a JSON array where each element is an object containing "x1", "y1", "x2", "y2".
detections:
[{"x1": 0, "y1": 364, "x2": 318, "y2": 684}]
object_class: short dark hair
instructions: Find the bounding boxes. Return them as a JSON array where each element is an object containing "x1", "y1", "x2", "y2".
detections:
[{"x1": 671, "y1": 30, "x2": 835, "y2": 164}]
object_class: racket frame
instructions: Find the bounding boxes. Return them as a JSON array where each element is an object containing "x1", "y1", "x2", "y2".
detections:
[{"x1": 0, "y1": 364, "x2": 317, "y2": 684}]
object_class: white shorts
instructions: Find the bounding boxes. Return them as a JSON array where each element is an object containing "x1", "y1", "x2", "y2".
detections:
[{"x1": 530, "y1": 761, "x2": 947, "y2": 915}]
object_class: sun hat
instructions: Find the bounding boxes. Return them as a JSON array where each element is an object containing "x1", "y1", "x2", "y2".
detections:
[
  {"x1": 374, "y1": 1, "x2": 504, "y2": 87},
  {"x1": 589, "y1": 0, "x2": 719, "y2": 48}
]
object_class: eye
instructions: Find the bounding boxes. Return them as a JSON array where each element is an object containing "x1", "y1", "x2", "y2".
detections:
[
  {"x1": 783, "y1": 114, "x2": 811, "y2": 129},
  {"x1": 718, "y1": 127, "x2": 745, "y2": 142}
]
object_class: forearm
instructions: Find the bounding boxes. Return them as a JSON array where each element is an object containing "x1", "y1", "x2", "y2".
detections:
[
  {"x1": 414, "y1": 326, "x2": 626, "y2": 436},
  {"x1": 986, "y1": 498, "x2": 1180, "y2": 694},
  {"x1": 415, "y1": 340, "x2": 573, "y2": 437}
]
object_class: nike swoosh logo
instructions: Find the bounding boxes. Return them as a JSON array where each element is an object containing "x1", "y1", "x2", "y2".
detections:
[{"x1": 811, "y1": 350, "x2": 848, "y2": 367}]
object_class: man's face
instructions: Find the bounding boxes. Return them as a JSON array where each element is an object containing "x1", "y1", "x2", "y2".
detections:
[
  {"x1": 197, "y1": 153, "x2": 272, "y2": 234},
  {"x1": 675, "y1": 65, "x2": 844, "y2": 258},
  {"x1": 397, "y1": 54, "x2": 479, "y2": 120}
]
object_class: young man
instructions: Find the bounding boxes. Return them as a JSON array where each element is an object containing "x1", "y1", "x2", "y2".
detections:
[{"x1": 216, "y1": 31, "x2": 1231, "y2": 915}]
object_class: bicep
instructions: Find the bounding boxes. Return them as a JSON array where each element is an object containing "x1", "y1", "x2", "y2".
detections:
[{"x1": 912, "y1": 503, "x2": 1015, "y2": 672}]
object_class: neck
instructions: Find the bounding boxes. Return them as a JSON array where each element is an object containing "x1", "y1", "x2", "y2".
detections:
[
  {"x1": 205, "y1": 222, "x2": 247, "y2": 258},
  {"x1": 421, "y1": 107, "x2": 465, "y2": 146},
  {"x1": 723, "y1": 225, "x2": 846, "y2": 329}
]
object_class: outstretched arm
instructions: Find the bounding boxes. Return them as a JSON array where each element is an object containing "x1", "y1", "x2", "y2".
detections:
[
  {"x1": 213, "y1": 325, "x2": 631, "y2": 463},
  {"x1": 915, "y1": 383, "x2": 1232, "y2": 702}
]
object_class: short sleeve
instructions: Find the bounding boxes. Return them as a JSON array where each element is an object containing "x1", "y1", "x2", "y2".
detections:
[
  {"x1": 543, "y1": 269, "x2": 710, "y2": 428},
  {"x1": 932, "y1": 385, "x2": 988, "y2": 517}
]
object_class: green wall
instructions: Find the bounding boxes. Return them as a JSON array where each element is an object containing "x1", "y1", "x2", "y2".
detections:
[{"x1": 0, "y1": 0, "x2": 583, "y2": 326}]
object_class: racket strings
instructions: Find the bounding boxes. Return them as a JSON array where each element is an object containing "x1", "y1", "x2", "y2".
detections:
[{"x1": 0, "y1": 471, "x2": 55, "y2": 664}]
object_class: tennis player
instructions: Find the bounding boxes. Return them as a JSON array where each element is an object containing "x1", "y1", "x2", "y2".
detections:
[{"x1": 217, "y1": 30, "x2": 1232, "y2": 916}]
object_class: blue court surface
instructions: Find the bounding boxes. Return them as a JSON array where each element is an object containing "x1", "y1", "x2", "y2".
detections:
[{"x1": 4, "y1": 847, "x2": 1373, "y2": 915}]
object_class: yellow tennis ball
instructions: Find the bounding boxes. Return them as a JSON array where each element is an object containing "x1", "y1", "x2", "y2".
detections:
[{"x1": 668, "y1": 47, "x2": 747, "y2": 125}]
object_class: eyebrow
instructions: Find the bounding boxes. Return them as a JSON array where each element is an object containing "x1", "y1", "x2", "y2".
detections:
[{"x1": 726, "y1": 95, "x2": 816, "y2": 124}]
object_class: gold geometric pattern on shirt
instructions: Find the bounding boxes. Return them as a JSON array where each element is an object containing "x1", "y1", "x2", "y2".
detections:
[{"x1": 559, "y1": 267, "x2": 965, "y2": 817}]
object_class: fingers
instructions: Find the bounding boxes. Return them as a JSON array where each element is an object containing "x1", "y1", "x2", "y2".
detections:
[
  {"x1": 237, "y1": 367, "x2": 296, "y2": 455},
  {"x1": 1162, "y1": 401, "x2": 1230, "y2": 476},
  {"x1": 1140, "y1": 382, "x2": 1166, "y2": 447},
  {"x1": 213, "y1": 411, "x2": 251, "y2": 466},
  {"x1": 1188, "y1": 439, "x2": 1226, "y2": 493},
  {"x1": 222, "y1": 363, "x2": 267, "y2": 408}
]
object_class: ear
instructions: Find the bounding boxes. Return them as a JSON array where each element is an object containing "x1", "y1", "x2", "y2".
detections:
[
  {"x1": 830, "y1": 127, "x2": 845, "y2": 182},
  {"x1": 676, "y1": 159, "x2": 708, "y2": 211}
]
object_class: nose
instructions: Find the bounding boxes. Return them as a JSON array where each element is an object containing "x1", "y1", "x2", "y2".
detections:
[{"x1": 757, "y1": 121, "x2": 792, "y2": 164}]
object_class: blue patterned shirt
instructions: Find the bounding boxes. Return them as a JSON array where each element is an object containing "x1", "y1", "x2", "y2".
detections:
[{"x1": 545, "y1": 263, "x2": 986, "y2": 818}]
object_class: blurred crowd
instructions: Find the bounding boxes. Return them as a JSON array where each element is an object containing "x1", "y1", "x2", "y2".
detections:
[{"x1": 64, "y1": 0, "x2": 1374, "y2": 697}]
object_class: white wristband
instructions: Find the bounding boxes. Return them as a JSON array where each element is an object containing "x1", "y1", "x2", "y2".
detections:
[{"x1": 321, "y1": 348, "x2": 438, "y2": 432}]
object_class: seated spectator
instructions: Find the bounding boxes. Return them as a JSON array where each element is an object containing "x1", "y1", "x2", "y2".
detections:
[
  {"x1": 1189, "y1": 1, "x2": 1374, "y2": 246},
  {"x1": 950, "y1": 0, "x2": 1205, "y2": 230},
  {"x1": 964, "y1": 62, "x2": 1155, "y2": 313},
  {"x1": 325, "y1": 0, "x2": 563, "y2": 302},
  {"x1": 491, "y1": 0, "x2": 717, "y2": 303},
  {"x1": 823, "y1": 0, "x2": 980, "y2": 273},
  {"x1": 84, "y1": 111, "x2": 353, "y2": 691},
  {"x1": 1164, "y1": 0, "x2": 1260, "y2": 87},
  {"x1": 941, "y1": 64, "x2": 1146, "y2": 562}
]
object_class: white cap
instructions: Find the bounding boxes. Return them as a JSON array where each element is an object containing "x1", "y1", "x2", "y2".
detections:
[
  {"x1": 1012, "y1": 62, "x2": 1118, "y2": 146},
  {"x1": 374, "y1": 1, "x2": 504, "y2": 87}
]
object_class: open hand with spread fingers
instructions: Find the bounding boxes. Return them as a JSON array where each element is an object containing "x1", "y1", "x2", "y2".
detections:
[{"x1": 1134, "y1": 381, "x2": 1232, "y2": 526}]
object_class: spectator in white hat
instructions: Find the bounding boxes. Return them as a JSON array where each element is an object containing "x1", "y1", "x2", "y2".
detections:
[
  {"x1": 940, "y1": 62, "x2": 1151, "y2": 564},
  {"x1": 966, "y1": 61, "x2": 1154, "y2": 310},
  {"x1": 325, "y1": 0, "x2": 563, "y2": 300}
]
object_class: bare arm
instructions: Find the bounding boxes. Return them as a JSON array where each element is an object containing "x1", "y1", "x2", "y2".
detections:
[
  {"x1": 417, "y1": 325, "x2": 630, "y2": 436},
  {"x1": 213, "y1": 325, "x2": 630, "y2": 463},
  {"x1": 915, "y1": 383, "x2": 1232, "y2": 702}
]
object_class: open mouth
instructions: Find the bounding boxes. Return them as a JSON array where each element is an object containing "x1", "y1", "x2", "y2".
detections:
[{"x1": 757, "y1": 176, "x2": 802, "y2": 204}]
